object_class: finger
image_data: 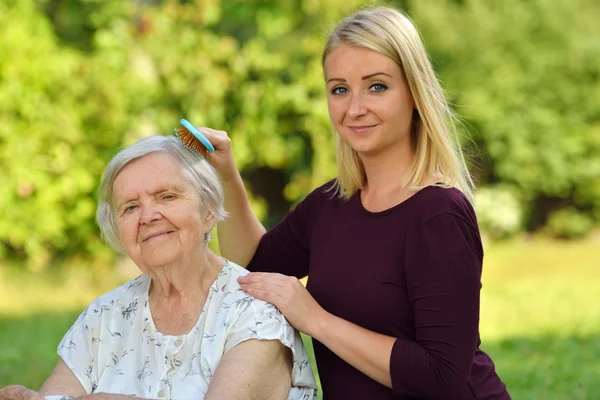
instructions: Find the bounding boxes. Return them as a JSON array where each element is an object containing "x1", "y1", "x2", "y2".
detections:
[
  {"x1": 239, "y1": 280, "x2": 289, "y2": 298},
  {"x1": 238, "y1": 273, "x2": 283, "y2": 285},
  {"x1": 195, "y1": 127, "x2": 231, "y2": 150},
  {"x1": 240, "y1": 272, "x2": 290, "y2": 285},
  {"x1": 238, "y1": 278, "x2": 286, "y2": 293},
  {"x1": 240, "y1": 285, "x2": 285, "y2": 305}
]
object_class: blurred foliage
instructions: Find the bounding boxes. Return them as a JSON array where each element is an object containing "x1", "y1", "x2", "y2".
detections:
[
  {"x1": 545, "y1": 207, "x2": 594, "y2": 239},
  {"x1": 0, "y1": 0, "x2": 599, "y2": 269},
  {"x1": 414, "y1": 0, "x2": 600, "y2": 232},
  {"x1": 474, "y1": 186, "x2": 523, "y2": 240}
]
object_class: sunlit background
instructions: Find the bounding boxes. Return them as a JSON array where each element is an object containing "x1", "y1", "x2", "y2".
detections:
[{"x1": 1, "y1": 0, "x2": 599, "y2": 399}]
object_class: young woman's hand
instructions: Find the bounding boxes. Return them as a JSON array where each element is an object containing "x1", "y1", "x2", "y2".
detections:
[
  {"x1": 238, "y1": 272, "x2": 328, "y2": 337},
  {"x1": 191, "y1": 127, "x2": 239, "y2": 183}
]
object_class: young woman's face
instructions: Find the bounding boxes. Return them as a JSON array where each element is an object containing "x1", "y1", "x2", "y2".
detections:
[
  {"x1": 112, "y1": 152, "x2": 214, "y2": 271},
  {"x1": 325, "y1": 43, "x2": 415, "y2": 158}
]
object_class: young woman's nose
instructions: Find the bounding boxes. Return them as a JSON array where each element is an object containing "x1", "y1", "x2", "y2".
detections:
[{"x1": 346, "y1": 92, "x2": 368, "y2": 118}]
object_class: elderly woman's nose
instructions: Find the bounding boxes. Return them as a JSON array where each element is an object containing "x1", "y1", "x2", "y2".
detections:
[{"x1": 139, "y1": 203, "x2": 162, "y2": 224}]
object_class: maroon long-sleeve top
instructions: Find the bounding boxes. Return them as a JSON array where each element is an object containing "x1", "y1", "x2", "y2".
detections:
[{"x1": 248, "y1": 181, "x2": 510, "y2": 399}]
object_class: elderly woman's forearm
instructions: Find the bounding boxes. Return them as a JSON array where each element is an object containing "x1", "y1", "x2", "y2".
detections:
[
  {"x1": 75, "y1": 394, "x2": 153, "y2": 400},
  {"x1": 218, "y1": 172, "x2": 266, "y2": 266},
  {"x1": 0, "y1": 385, "x2": 44, "y2": 400}
]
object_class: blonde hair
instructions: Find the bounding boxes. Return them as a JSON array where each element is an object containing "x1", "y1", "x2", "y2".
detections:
[{"x1": 322, "y1": 7, "x2": 474, "y2": 201}]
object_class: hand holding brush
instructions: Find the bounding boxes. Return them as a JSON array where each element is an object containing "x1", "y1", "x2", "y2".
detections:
[{"x1": 174, "y1": 119, "x2": 239, "y2": 183}]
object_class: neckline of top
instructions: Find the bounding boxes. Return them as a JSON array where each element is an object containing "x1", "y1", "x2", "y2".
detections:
[
  {"x1": 143, "y1": 259, "x2": 230, "y2": 339},
  {"x1": 355, "y1": 184, "x2": 445, "y2": 216}
]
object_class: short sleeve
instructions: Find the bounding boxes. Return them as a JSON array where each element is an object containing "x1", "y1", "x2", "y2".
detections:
[
  {"x1": 224, "y1": 299, "x2": 317, "y2": 393},
  {"x1": 57, "y1": 306, "x2": 101, "y2": 394}
]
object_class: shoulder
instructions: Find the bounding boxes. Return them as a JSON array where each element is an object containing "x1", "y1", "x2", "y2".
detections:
[
  {"x1": 214, "y1": 261, "x2": 269, "y2": 309},
  {"x1": 94, "y1": 274, "x2": 148, "y2": 307},
  {"x1": 291, "y1": 179, "x2": 347, "y2": 218},
  {"x1": 58, "y1": 275, "x2": 149, "y2": 357},
  {"x1": 406, "y1": 186, "x2": 483, "y2": 259},
  {"x1": 221, "y1": 261, "x2": 281, "y2": 314},
  {"x1": 412, "y1": 185, "x2": 478, "y2": 231},
  {"x1": 218, "y1": 260, "x2": 250, "y2": 292},
  {"x1": 272, "y1": 179, "x2": 339, "y2": 234},
  {"x1": 221, "y1": 259, "x2": 249, "y2": 278},
  {"x1": 294, "y1": 179, "x2": 338, "y2": 207},
  {"x1": 221, "y1": 261, "x2": 287, "y2": 325},
  {"x1": 75, "y1": 274, "x2": 149, "y2": 324}
]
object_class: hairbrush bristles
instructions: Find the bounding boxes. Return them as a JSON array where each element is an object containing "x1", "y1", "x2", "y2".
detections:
[{"x1": 175, "y1": 127, "x2": 208, "y2": 157}]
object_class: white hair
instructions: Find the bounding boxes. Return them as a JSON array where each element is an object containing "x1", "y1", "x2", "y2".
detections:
[{"x1": 96, "y1": 135, "x2": 227, "y2": 253}]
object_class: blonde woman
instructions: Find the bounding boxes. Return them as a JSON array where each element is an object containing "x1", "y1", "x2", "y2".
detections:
[{"x1": 200, "y1": 7, "x2": 510, "y2": 400}]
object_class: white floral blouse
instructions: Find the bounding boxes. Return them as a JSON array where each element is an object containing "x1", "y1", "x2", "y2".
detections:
[{"x1": 55, "y1": 260, "x2": 317, "y2": 400}]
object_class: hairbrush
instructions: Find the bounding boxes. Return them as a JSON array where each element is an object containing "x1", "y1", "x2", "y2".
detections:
[{"x1": 174, "y1": 118, "x2": 215, "y2": 155}]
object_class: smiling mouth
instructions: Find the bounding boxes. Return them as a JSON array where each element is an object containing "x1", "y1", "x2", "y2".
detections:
[
  {"x1": 347, "y1": 125, "x2": 378, "y2": 133},
  {"x1": 143, "y1": 231, "x2": 174, "y2": 242}
]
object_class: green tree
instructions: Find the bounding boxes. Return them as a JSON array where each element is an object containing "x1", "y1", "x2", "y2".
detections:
[
  {"x1": 1, "y1": 0, "x2": 599, "y2": 269},
  {"x1": 412, "y1": 0, "x2": 600, "y2": 232}
]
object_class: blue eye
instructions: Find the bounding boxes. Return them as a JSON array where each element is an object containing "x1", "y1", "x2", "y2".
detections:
[
  {"x1": 330, "y1": 87, "x2": 348, "y2": 95},
  {"x1": 370, "y1": 83, "x2": 388, "y2": 92},
  {"x1": 125, "y1": 204, "x2": 137, "y2": 213},
  {"x1": 163, "y1": 194, "x2": 176, "y2": 200}
]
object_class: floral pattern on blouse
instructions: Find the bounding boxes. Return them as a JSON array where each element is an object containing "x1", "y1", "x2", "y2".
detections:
[{"x1": 57, "y1": 260, "x2": 317, "y2": 399}]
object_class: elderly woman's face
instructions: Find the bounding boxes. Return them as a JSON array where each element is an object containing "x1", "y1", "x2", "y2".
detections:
[{"x1": 112, "y1": 152, "x2": 214, "y2": 270}]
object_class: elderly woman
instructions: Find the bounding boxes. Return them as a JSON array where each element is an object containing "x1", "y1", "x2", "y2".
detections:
[{"x1": 0, "y1": 136, "x2": 316, "y2": 400}]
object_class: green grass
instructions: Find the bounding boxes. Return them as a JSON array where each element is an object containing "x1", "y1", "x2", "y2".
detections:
[
  {"x1": 1, "y1": 237, "x2": 599, "y2": 399},
  {"x1": 0, "y1": 311, "x2": 81, "y2": 388}
]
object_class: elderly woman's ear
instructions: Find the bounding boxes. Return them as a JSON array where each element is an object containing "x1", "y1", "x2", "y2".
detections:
[{"x1": 203, "y1": 211, "x2": 217, "y2": 243}]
